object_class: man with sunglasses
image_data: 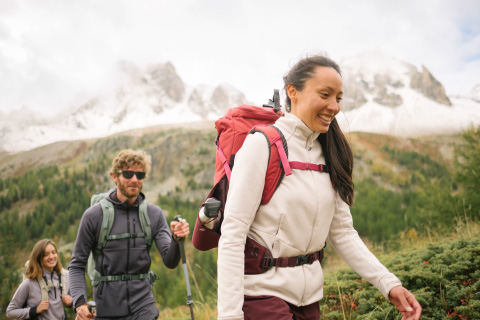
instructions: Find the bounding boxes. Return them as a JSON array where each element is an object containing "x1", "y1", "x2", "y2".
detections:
[{"x1": 69, "y1": 149, "x2": 190, "y2": 320}]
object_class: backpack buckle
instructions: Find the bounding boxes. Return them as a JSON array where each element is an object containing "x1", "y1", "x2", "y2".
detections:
[
  {"x1": 121, "y1": 275, "x2": 130, "y2": 281},
  {"x1": 296, "y1": 254, "x2": 310, "y2": 266},
  {"x1": 261, "y1": 257, "x2": 274, "y2": 269}
]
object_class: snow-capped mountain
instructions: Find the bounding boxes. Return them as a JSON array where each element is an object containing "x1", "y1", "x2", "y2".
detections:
[
  {"x1": 1, "y1": 52, "x2": 480, "y2": 154},
  {"x1": 0, "y1": 61, "x2": 248, "y2": 153},
  {"x1": 336, "y1": 52, "x2": 480, "y2": 137}
]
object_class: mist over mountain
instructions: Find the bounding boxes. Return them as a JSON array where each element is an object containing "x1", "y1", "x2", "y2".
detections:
[
  {"x1": 1, "y1": 52, "x2": 480, "y2": 154},
  {"x1": 0, "y1": 60, "x2": 247, "y2": 153}
]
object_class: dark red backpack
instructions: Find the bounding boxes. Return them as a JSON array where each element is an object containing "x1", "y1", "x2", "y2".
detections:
[{"x1": 192, "y1": 92, "x2": 329, "y2": 252}]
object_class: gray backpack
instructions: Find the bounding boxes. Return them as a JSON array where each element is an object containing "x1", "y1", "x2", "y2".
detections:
[{"x1": 86, "y1": 192, "x2": 154, "y2": 287}]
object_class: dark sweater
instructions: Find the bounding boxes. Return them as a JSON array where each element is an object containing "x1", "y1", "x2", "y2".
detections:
[{"x1": 69, "y1": 189, "x2": 180, "y2": 318}]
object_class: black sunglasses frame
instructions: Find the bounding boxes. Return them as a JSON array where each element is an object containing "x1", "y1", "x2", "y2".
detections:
[{"x1": 119, "y1": 170, "x2": 146, "y2": 180}]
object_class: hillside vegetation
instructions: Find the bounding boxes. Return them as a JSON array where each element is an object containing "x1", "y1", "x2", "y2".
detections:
[{"x1": 0, "y1": 123, "x2": 479, "y2": 319}]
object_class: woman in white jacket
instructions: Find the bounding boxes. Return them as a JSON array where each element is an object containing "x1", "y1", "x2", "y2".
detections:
[
  {"x1": 217, "y1": 55, "x2": 422, "y2": 320},
  {"x1": 7, "y1": 239, "x2": 72, "y2": 319}
]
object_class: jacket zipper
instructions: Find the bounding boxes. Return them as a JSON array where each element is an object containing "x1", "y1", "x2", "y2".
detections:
[
  {"x1": 133, "y1": 218, "x2": 136, "y2": 248},
  {"x1": 126, "y1": 207, "x2": 132, "y2": 314}
]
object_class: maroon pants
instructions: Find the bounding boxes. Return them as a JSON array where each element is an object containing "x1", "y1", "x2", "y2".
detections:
[{"x1": 243, "y1": 295, "x2": 320, "y2": 320}]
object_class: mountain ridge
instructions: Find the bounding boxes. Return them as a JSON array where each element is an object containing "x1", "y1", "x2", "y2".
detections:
[{"x1": 1, "y1": 52, "x2": 479, "y2": 154}]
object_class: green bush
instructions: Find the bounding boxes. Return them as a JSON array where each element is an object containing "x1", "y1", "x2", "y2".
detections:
[{"x1": 321, "y1": 238, "x2": 480, "y2": 319}]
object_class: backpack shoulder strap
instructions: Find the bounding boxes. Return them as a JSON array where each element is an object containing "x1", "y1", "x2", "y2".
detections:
[
  {"x1": 250, "y1": 125, "x2": 290, "y2": 204},
  {"x1": 138, "y1": 201, "x2": 152, "y2": 249},
  {"x1": 97, "y1": 198, "x2": 115, "y2": 252},
  {"x1": 37, "y1": 276, "x2": 49, "y2": 301},
  {"x1": 59, "y1": 270, "x2": 66, "y2": 295},
  {"x1": 88, "y1": 197, "x2": 114, "y2": 287}
]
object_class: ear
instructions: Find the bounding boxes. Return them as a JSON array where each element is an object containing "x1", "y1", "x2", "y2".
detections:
[
  {"x1": 112, "y1": 173, "x2": 119, "y2": 185},
  {"x1": 287, "y1": 84, "x2": 298, "y2": 102}
]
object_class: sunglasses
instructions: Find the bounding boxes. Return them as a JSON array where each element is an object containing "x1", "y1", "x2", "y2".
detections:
[{"x1": 119, "y1": 170, "x2": 146, "y2": 180}]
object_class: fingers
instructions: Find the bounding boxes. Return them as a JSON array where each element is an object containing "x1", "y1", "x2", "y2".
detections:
[
  {"x1": 405, "y1": 291, "x2": 422, "y2": 320},
  {"x1": 389, "y1": 286, "x2": 422, "y2": 320},
  {"x1": 62, "y1": 295, "x2": 73, "y2": 306},
  {"x1": 171, "y1": 219, "x2": 190, "y2": 238},
  {"x1": 76, "y1": 305, "x2": 94, "y2": 320},
  {"x1": 37, "y1": 301, "x2": 49, "y2": 313}
]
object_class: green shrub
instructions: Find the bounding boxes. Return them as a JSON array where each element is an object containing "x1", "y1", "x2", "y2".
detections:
[{"x1": 321, "y1": 238, "x2": 480, "y2": 319}]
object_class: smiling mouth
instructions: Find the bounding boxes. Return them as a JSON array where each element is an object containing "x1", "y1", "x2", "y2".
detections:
[{"x1": 319, "y1": 114, "x2": 334, "y2": 122}]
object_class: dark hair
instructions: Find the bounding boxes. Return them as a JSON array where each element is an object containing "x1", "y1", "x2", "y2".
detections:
[
  {"x1": 283, "y1": 55, "x2": 354, "y2": 206},
  {"x1": 25, "y1": 239, "x2": 62, "y2": 279},
  {"x1": 283, "y1": 55, "x2": 342, "y2": 113}
]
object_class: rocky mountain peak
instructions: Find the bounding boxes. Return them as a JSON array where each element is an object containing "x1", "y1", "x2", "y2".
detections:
[
  {"x1": 146, "y1": 62, "x2": 185, "y2": 102},
  {"x1": 409, "y1": 65, "x2": 451, "y2": 106},
  {"x1": 340, "y1": 52, "x2": 452, "y2": 110}
]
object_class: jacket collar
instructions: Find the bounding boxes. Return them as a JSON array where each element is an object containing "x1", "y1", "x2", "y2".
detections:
[
  {"x1": 108, "y1": 187, "x2": 145, "y2": 207},
  {"x1": 278, "y1": 113, "x2": 320, "y2": 150}
]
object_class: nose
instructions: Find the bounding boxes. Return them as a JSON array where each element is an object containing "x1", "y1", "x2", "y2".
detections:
[{"x1": 327, "y1": 98, "x2": 340, "y2": 114}]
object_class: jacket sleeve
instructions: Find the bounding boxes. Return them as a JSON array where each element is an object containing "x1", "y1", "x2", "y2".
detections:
[
  {"x1": 152, "y1": 205, "x2": 181, "y2": 269},
  {"x1": 69, "y1": 207, "x2": 100, "y2": 309},
  {"x1": 6, "y1": 280, "x2": 35, "y2": 319},
  {"x1": 217, "y1": 133, "x2": 269, "y2": 320},
  {"x1": 328, "y1": 195, "x2": 402, "y2": 298}
]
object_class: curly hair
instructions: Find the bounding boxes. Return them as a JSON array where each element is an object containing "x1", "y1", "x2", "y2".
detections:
[{"x1": 109, "y1": 149, "x2": 152, "y2": 179}]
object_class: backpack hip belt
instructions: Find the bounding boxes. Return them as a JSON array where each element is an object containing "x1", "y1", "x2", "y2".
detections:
[
  {"x1": 261, "y1": 251, "x2": 324, "y2": 269},
  {"x1": 244, "y1": 236, "x2": 324, "y2": 275}
]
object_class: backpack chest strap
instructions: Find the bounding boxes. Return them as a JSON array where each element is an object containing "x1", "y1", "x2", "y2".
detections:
[
  {"x1": 106, "y1": 232, "x2": 146, "y2": 241},
  {"x1": 289, "y1": 161, "x2": 330, "y2": 172}
]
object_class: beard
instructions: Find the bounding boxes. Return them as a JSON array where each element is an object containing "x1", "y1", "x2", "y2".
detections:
[{"x1": 117, "y1": 180, "x2": 143, "y2": 200}]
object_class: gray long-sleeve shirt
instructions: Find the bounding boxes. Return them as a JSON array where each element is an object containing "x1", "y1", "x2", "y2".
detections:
[
  {"x1": 7, "y1": 269, "x2": 70, "y2": 320},
  {"x1": 69, "y1": 189, "x2": 181, "y2": 318}
]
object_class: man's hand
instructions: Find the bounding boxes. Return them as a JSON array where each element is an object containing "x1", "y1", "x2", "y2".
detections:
[
  {"x1": 75, "y1": 304, "x2": 96, "y2": 320},
  {"x1": 388, "y1": 286, "x2": 422, "y2": 320},
  {"x1": 170, "y1": 219, "x2": 190, "y2": 241},
  {"x1": 36, "y1": 300, "x2": 49, "y2": 313},
  {"x1": 62, "y1": 294, "x2": 72, "y2": 307}
]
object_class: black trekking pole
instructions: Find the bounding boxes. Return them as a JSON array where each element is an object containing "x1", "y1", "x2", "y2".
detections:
[{"x1": 173, "y1": 215, "x2": 195, "y2": 320}]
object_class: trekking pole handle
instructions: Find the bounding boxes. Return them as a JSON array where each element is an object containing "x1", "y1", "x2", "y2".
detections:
[{"x1": 173, "y1": 215, "x2": 186, "y2": 239}]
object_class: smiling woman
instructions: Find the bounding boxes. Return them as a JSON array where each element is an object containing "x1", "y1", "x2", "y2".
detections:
[
  {"x1": 216, "y1": 54, "x2": 422, "y2": 320},
  {"x1": 6, "y1": 239, "x2": 72, "y2": 320}
]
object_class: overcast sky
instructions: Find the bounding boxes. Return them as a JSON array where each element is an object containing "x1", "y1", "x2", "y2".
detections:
[{"x1": 0, "y1": 0, "x2": 479, "y2": 114}]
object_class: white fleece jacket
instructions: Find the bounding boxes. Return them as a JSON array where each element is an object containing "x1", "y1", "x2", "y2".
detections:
[{"x1": 217, "y1": 113, "x2": 401, "y2": 320}]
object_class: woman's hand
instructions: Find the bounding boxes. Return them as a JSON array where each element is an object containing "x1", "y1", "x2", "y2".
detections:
[
  {"x1": 62, "y1": 294, "x2": 72, "y2": 307},
  {"x1": 36, "y1": 300, "x2": 49, "y2": 313},
  {"x1": 170, "y1": 219, "x2": 190, "y2": 241},
  {"x1": 388, "y1": 286, "x2": 422, "y2": 320}
]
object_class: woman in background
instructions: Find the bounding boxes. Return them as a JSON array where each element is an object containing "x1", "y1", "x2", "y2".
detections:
[{"x1": 7, "y1": 239, "x2": 72, "y2": 319}]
